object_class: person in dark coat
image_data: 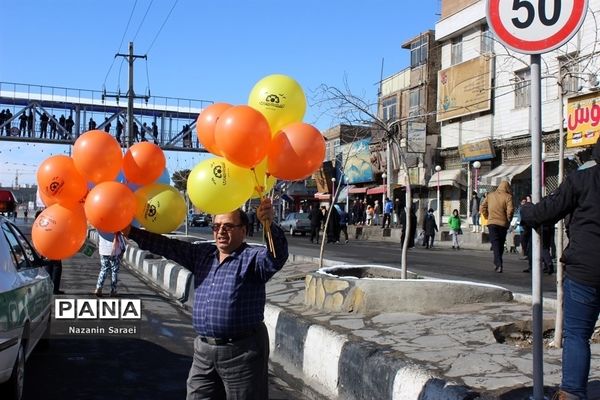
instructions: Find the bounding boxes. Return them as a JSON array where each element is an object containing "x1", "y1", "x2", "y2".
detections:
[
  {"x1": 326, "y1": 205, "x2": 341, "y2": 243},
  {"x1": 422, "y1": 208, "x2": 438, "y2": 249},
  {"x1": 520, "y1": 139, "x2": 600, "y2": 400},
  {"x1": 400, "y1": 204, "x2": 417, "y2": 248},
  {"x1": 308, "y1": 204, "x2": 323, "y2": 244}
]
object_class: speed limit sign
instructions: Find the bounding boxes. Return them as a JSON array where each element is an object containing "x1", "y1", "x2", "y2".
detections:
[{"x1": 487, "y1": 0, "x2": 588, "y2": 54}]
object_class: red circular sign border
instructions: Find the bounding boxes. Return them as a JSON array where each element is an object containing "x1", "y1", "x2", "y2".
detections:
[{"x1": 488, "y1": 0, "x2": 588, "y2": 53}]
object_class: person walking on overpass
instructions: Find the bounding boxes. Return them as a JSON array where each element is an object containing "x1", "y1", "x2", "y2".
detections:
[{"x1": 123, "y1": 198, "x2": 288, "y2": 400}]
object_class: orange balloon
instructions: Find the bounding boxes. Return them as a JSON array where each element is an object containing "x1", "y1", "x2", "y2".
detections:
[
  {"x1": 37, "y1": 187, "x2": 57, "y2": 207},
  {"x1": 122, "y1": 142, "x2": 166, "y2": 185},
  {"x1": 214, "y1": 105, "x2": 271, "y2": 169},
  {"x1": 196, "y1": 103, "x2": 232, "y2": 156},
  {"x1": 32, "y1": 204, "x2": 87, "y2": 260},
  {"x1": 267, "y1": 122, "x2": 326, "y2": 181},
  {"x1": 37, "y1": 155, "x2": 88, "y2": 207},
  {"x1": 72, "y1": 130, "x2": 123, "y2": 183},
  {"x1": 84, "y1": 181, "x2": 136, "y2": 232}
]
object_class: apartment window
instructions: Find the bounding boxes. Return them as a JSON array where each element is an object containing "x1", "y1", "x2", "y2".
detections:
[
  {"x1": 451, "y1": 35, "x2": 463, "y2": 65},
  {"x1": 382, "y1": 96, "x2": 397, "y2": 122},
  {"x1": 514, "y1": 69, "x2": 531, "y2": 109},
  {"x1": 410, "y1": 36, "x2": 429, "y2": 68},
  {"x1": 559, "y1": 56, "x2": 580, "y2": 94},
  {"x1": 481, "y1": 25, "x2": 494, "y2": 54},
  {"x1": 409, "y1": 88, "x2": 421, "y2": 117}
]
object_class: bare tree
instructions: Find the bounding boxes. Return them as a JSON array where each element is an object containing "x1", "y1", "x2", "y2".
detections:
[{"x1": 313, "y1": 80, "x2": 417, "y2": 278}]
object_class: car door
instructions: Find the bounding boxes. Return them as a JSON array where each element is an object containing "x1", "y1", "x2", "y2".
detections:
[{"x1": 0, "y1": 221, "x2": 52, "y2": 357}]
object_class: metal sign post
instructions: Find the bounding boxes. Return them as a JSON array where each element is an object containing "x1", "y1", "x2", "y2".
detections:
[{"x1": 486, "y1": 1, "x2": 588, "y2": 398}]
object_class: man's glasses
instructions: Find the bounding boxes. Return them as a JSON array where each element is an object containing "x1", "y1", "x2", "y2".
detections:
[{"x1": 211, "y1": 223, "x2": 244, "y2": 233}]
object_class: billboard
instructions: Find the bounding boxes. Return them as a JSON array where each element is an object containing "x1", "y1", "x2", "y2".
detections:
[
  {"x1": 567, "y1": 92, "x2": 600, "y2": 148},
  {"x1": 459, "y1": 139, "x2": 495, "y2": 161},
  {"x1": 338, "y1": 139, "x2": 374, "y2": 184},
  {"x1": 437, "y1": 56, "x2": 493, "y2": 122},
  {"x1": 407, "y1": 122, "x2": 427, "y2": 153}
]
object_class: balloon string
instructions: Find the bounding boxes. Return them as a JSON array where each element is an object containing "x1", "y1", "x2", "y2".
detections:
[{"x1": 251, "y1": 167, "x2": 276, "y2": 257}]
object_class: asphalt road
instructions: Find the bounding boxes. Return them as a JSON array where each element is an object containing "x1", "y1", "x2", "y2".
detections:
[{"x1": 187, "y1": 225, "x2": 559, "y2": 298}]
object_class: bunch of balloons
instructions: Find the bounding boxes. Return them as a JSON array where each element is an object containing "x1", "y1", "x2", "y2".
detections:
[
  {"x1": 190, "y1": 74, "x2": 326, "y2": 214},
  {"x1": 33, "y1": 130, "x2": 186, "y2": 260}
]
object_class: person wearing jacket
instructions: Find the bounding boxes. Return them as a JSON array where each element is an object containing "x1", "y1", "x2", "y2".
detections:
[
  {"x1": 480, "y1": 180, "x2": 514, "y2": 273},
  {"x1": 308, "y1": 204, "x2": 323, "y2": 244},
  {"x1": 447, "y1": 209, "x2": 461, "y2": 250},
  {"x1": 520, "y1": 140, "x2": 600, "y2": 400},
  {"x1": 422, "y1": 208, "x2": 438, "y2": 249}
]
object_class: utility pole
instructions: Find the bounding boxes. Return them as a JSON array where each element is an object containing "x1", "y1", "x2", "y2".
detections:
[{"x1": 103, "y1": 42, "x2": 148, "y2": 148}]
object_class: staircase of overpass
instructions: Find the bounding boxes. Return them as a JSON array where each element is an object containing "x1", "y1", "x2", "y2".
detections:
[{"x1": 0, "y1": 81, "x2": 212, "y2": 152}]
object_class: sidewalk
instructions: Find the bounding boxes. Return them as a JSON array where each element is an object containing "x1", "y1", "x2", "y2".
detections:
[{"x1": 264, "y1": 253, "x2": 600, "y2": 400}]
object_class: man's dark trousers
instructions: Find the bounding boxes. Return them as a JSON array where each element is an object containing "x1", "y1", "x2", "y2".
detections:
[{"x1": 488, "y1": 224, "x2": 508, "y2": 269}]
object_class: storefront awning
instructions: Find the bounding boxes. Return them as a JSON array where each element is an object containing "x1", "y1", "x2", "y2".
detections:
[
  {"x1": 348, "y1": 186, "x2": 369, "y2": 194},
  {"x1": 427, "y1": 169, "x2": 466, "y2": 188},
  {"x1": 314, "y1": 192, "x2": 330, "y2": 200},
  {"x1": 366, "y1": 185, "x2": 386, "y2": 195},
  {"x1": 479, "y1": 163, "x2": 530, "y2": 186}
]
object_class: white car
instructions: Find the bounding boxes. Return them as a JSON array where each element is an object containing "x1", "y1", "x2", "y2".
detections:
[{"x1": 0, "y1": 216, "x2": 53, "y2": 400}]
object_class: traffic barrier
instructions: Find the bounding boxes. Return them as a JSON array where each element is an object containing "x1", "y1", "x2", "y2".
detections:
[
  {"x1": 265, "y1": 303, "x2": 477, "y2": 400},
  {"x1": 88, "y1": 229, "x2": 193, "y2": 303}
]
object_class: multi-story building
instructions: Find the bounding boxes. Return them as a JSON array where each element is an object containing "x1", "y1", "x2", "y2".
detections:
[
  {"x1": 377, "y1": 30, "x2": 442, "y2": 220},
  {"x1": 435, "y1": 0, "x2": 600, "y2": 221}
]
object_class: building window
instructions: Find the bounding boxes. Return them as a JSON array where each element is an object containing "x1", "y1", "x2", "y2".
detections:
[
  {"x1": 451, "y1": 35, "x2": 463, "y2": 65},
  {"x1": 410, "y1": 35, "x2": 429, "y2": 68},
  {"x1": 409, "y1": 88, "x2": 421, "y2": 117},
  {"x1": 481, "y1": 25, "x2": 494, "y2": 54},
  {"x1": 382, "y1": 96, "x2": 397, "y2": 122},
  {"x1": 559, "y1": 56, "x2": 580, "y2": 94},
  {"x1": 514, "y1": 69, "x2": 531, "y2": 109}
]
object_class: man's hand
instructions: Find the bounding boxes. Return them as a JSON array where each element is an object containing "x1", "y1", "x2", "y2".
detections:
[{"x1": 256, "y1": 198, "x2": 274, "y2": 225}]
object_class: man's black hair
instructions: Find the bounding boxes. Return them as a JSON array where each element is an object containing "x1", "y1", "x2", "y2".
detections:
[{"x1": 236, "y1": 208, "x2": 250, "y2": 230}]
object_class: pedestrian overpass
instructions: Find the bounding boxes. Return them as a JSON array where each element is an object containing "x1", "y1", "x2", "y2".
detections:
[{"x1": 0, "y1": 81, "x2": 212, "y2": 152}]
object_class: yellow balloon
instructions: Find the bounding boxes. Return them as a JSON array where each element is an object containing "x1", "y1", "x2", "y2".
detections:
[
  {"x1": 250, "y1": 159, "x2": 276, "y2": 199},
  {"x1": 248, "y1": 74, "x2": 306, "y2": 134},
  {"x1": 135, "y1": 184, "x2": 186, "y2": 233},
  {"x1": 187, "y1": 157, "x2": 254, "y2": 214}
]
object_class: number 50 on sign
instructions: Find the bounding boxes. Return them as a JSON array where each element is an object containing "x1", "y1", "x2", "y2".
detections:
[{"x1": 487, "y1": 0, "x2": 588, "y2": 54}]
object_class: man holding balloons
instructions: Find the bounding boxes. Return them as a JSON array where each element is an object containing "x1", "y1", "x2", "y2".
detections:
[{"x1": 122, "y1": 197, "x2": 288, "y2": 399}]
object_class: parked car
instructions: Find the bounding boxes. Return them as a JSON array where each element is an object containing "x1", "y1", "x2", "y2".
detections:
[
  {"x1": 0, "y1": 190, "x2": 17, "y2": 215},
  {"x1": 280, "y1": 212, "x2": 311, "y2": 236},
  {"x1": 0, "y1": 216, "x2": 53, "y2": 400},
  {"x1": 189, "y1": 213, "x2": 211, "y2": 227}
]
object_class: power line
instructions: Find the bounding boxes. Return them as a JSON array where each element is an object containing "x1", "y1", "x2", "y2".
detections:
[
  {"x1": 146, "y1": 0, "x2": 179, "y2": 54},
  {"x1": 102, "y1": 0, "x2": 139, "y2": 88},
  {"x1": 132, "y1": 0, "x2": 155, "y2": 43}
]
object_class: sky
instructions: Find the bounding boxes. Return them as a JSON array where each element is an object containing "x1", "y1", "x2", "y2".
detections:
[{"x1": 0, "y1": 0, "x2": 440, "y2": 187}]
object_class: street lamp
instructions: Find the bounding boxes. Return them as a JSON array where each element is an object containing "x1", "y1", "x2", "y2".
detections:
[
  {"x1": 435, "y1": 165, "x2": 441, "y2": 226},
  {"x1": 472, "y1": 161, "x2": 481, "y2": 193},
  {"x1": 381, "y1": 172, "x2": 387, "y2": 210},
  {"x1": 331, "y1": 177, "x2": 336, "y2": 206}
]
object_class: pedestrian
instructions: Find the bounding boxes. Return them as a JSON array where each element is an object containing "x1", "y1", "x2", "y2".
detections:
[
  {"x1": 366, "y1": 204, "x2": 374, "y2": 226},
  {"x1": 382, "y1": 197, "x2": 393, "y2": 228},
  {"x1": 49, "y1": 115, "x2": 57, "y2": 139},
  {"x1": 326, "y1": 205, "x2": 340, "y2": 243},
  {"x1": 142, "y1": 122, "x2": 149, "y2": 141},
  {"x1": 373, "y1": 200, "x2": 380, "y2": 226},
  {"x1": 520, "y1": 140, "x2": 600, "y2": 400},
  {"x1": 95, "y1": 231, "x2": 126, "y2": 297},
  {"x1": 27, "y1": 110, "x2": 34, "y2": 136},
  {"x1": 0, "y1": 109, "x2": 5, "y2": 135},
  {"x1": 5, "y1": 109, "x2": 13, "y2": 136},
  {"x1": 400, "y1": 204, "x2": 418, "y2": 248},
  {"x1": 65, "y1": 115, "x2": 74, "y2": 136},
  {"x1": 19, "y1": 111, "x2": 27, "y2": 136},
  {"x1": 133, "y1": 122, "x2": 140, "y2": 142},
  {"x1": 88, "y1": 117, "x2": 96, "y2": 131},
  {"x1": 309, "y1": 203, "x2": 323, "y2": 244},
  {"x1": 40, "y1": 112, "x2": 49, "y2": 138},
  {"x1": 471, "y1": 191, "x2": 481, "y2": 232},
  {"x1": 116, "y1": 118, "x2": 124, "y2": 144},
  {"x1": 151, "y1": 121, "x2": 159, "y2": 144},
  {"x1": 122, "y1": 198, "x2": 287, "y2": 399},
  {"x1": 23, "y1": 209, "x2": 28, "y2": 221},
  {"x1": 480, "y1": 181, "x2": 514, "y2": 273},
  {"x1": 448, "y1": 209, "x2": 461, "y2": 250},
  {"x1": 422, "y1": 208, "x2": 438, "y2": 249},
  {"x1": 338, "y1": 205, "x2": 349, "y2": 243},
  {"x1": 104, "y1": 117, "x2": 111, "y2": 133}
]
